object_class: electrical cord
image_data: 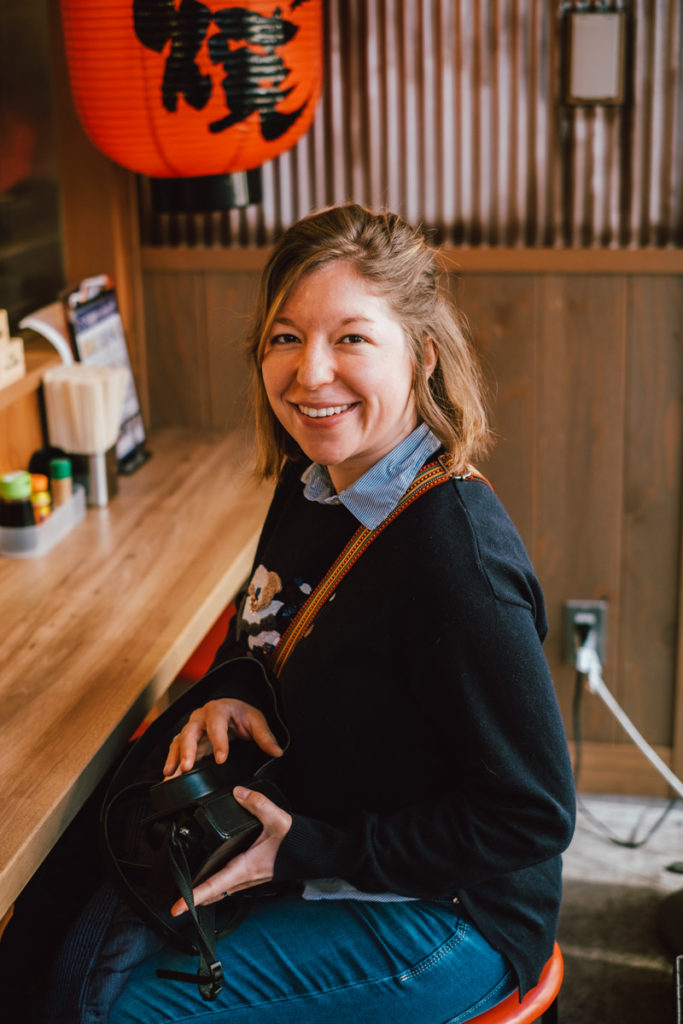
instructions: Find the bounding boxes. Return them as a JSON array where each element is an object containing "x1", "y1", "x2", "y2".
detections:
[{"x1": 572, "y1": 624, "x2": 680, "y2": 850}]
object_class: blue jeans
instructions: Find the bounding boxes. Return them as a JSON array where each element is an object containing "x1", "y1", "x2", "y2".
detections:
[{"x1": 103, "y1": 894, "x2": 515, "y2": 1024}]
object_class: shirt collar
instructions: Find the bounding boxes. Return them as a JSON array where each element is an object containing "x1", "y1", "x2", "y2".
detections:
[{"x1": 300, "y1": 423, "x2": 442, "y2": 529}]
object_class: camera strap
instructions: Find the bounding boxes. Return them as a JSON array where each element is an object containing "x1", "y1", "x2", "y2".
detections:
[
  {"x1": 154, "y1": 823, "x2": 250, "y2": 1000},
  {"x1": 269, "y1": 456, "x2": 491, "y2": 677}
]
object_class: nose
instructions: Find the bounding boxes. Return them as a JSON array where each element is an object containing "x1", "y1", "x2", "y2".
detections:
[{"x1": 295, "y1": 338, "x2": 336, "y2": 389}]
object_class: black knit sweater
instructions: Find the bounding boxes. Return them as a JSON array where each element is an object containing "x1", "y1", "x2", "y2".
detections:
[{"x1": 205, "y1": 457, "x2": 576, "y2": 996}]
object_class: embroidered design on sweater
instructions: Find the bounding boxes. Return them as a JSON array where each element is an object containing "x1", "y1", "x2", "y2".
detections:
[{"x1": 241, "y1": 563, "x2": 312, "y2": 653}]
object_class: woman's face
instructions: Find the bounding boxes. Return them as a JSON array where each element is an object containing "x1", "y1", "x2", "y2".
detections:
[{"x1": 261, "y1": 261, "x2": 434, "y2": 491}]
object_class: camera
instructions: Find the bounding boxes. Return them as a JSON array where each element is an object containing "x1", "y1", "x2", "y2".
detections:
[{"x1": 145, "y1": 748, "x2": 284, "y2": 885}]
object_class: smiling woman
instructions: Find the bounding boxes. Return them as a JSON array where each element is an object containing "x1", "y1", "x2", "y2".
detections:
[
  {"x1": 248, "y1": 204, "x2": 491, "y2": 482},
  {"x1": 41, "y1": 204, "x2": 575, "y2": 1024},
  {"x1": 260, "y1": 262, "x2": 432, "y2": 491}
]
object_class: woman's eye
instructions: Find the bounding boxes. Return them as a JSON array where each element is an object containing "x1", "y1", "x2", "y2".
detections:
[
  {"x1": 270, "y1": 333, "x2": 300, "y2": 346},
  {"x1": 340, "y1": 334, "x2": 366, "y2": 345}
]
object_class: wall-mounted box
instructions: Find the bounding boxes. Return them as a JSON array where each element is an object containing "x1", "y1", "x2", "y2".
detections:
[{"x1": 566, "y1": 12, "x2": 626, "y2": 105}]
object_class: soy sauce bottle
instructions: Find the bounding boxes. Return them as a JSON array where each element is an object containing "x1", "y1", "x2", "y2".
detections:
[{"x1": 0, "y1": 471, "x2": 35, "y2": 527}]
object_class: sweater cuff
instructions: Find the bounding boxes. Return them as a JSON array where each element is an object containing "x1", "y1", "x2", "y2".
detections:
[{"x1": 273, "y1": 814, "x2": 360, "y2": 884}]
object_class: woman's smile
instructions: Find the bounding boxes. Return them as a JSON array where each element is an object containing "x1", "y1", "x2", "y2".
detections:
[
  {"x1": 261, "y1": 261, "x2": 423, "y2": 492},
  {"x1": 295, "y1": 402, "x2": 356, "y2": 419}
]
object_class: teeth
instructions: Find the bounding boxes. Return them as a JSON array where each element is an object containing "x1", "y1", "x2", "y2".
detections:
[{"x1": 298, "y1": 404, "x2": 351, "y2": 418}]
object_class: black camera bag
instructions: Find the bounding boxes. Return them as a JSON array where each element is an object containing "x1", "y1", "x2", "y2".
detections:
[{"x1": 100, "y1": 656, "x2": 288, "y2": 1001}]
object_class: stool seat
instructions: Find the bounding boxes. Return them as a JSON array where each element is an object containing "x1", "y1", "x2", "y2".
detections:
[{"x1": 466, "y1": 943, "x2": 563, "y2": 1024}]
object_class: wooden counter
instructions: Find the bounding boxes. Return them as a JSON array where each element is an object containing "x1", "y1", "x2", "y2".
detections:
[{"x1": 0, "y1": 429, "x2": 273, "y2": 919}]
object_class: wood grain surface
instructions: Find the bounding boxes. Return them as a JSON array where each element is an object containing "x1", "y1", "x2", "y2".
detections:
[{"x1": 0, "y1": 429, "x2": 273, "y2": 918}]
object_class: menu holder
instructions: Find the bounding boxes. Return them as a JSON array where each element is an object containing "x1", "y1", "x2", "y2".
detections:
[{"x1": 63, "y1": 280, "x2": 149, "y2": 474}]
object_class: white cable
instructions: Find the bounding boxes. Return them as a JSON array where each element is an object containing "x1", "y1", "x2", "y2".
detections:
[{"x1": 576, "y1": 644, "x2": 683, "y2": 802}]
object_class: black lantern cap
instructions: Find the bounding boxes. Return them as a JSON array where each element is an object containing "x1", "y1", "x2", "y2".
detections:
[{"x1": 150, "y1": 169, "x2": 263, "y2": 212}]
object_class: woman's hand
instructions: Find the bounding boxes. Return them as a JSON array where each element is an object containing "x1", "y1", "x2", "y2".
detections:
[
  {"x1": 163, "y1": 698, "x2": 283, "y2": 777},
  {"x1": 170, "y1": 786, "x2": 292, "y2": 915}
]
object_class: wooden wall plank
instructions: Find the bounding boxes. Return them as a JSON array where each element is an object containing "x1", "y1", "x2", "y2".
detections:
[
  {"x1": 142, "y1": 245, "x2": 683, "y2": 276},
  {"x1": 622, "y1": 277, "x2": 683, "y2": 747},
  {"x1": 204, "y1": 272, "x2": 261, "y2": 432},
  {"x1": 143, "y1": 273, "x2": 209, "y2": 430},
  {"x1": 453, "y1": 274, "x2": 538, "y2": 555},
  {"x1": 568, "y1": 740, "x2": 672, "y2": 798},
  {"x1": 535, "y1": 275, "x2": 627, "y2": 740},
  {"x1": 0, "y1": 392, "x2": 46, "y2": 477}
]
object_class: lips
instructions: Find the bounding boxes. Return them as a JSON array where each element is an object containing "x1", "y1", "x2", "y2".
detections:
[{"x1": 296, "y1": 403, "x2": 354, "y2": 419}]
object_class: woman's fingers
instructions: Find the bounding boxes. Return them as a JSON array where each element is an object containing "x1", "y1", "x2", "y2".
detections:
[
  {"x1": 232, "y1": 785, "x2": 291, "y2": 837},
  {"x1": 239, "y1": 708, "x2": 284, "y2": 759},
  {"x1": 162, "y1": 699, "x2": 284, "y2": 778},
  {"x1": 202, "y1": 701, "x2": 234, "y2": 764},
  {"x1": 175, "y1": 717, "x2": 209, "y2": 773},
  {"x1": 162, "y1": 735, "x2": 181, "y2": 777},
  {"x1": 202, "y1": 701, "x2": 284, "y2": 762},
  {"x1": 170, "y1": 787, "x2": 292, "y2": 916}
]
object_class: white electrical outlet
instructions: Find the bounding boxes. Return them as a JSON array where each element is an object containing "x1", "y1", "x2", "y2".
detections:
[{"x1": 563, "y1": 600, "x2": 608, "y2": 666}]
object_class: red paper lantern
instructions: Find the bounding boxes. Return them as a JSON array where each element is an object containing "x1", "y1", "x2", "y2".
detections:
[{"x1": 59, "y1": 0, "x2": 323, "y2": 209}]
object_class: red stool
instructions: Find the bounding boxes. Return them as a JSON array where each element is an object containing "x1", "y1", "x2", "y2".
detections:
[
  {"x1": 129, "y1": 603, "x2": 236, "y2": 740},
  {"x1": 177, "y1": 602, "x2": 237, "y2": 684},
  {"x1": 466, "y1": 943, "x2": 563, "y2": 1024}
]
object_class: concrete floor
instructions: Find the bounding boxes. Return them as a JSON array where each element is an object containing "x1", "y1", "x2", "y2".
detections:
[
  {"x1": 564, "y1": 794, "x2": 683, "y2": 894},
  {"x1": 558, "y1": 793, "x2": 683, "y2": 1023}
]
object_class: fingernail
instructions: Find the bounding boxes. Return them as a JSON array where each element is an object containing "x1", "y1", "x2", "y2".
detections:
[{"x1": 233, "y1": 786, "x2": 250, "y2": 800}]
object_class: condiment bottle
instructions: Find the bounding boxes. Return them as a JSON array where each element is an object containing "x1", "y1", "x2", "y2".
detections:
[
  {"x1": 0, "y1": 471, "x2": 35, "y2": 527},
  {"x1": 50, "y1": 458, "x2": 73, "y2": 507},
  {"x1": 31, "y1": 490, "x2": 52, "y2": 523},
  {"x1": 30, "y1": 473, "x2": 49, "y2": 494},
  {"x1": 30, "y1": 473, "x2": 52, "y2": 523}
]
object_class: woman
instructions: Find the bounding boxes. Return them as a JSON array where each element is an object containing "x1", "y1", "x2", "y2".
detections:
[{"x1": 82, "y1": 203, "x2": 576, "y2": 1022}]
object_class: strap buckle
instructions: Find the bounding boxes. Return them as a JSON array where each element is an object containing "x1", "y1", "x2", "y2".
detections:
[
  {"x1": 199, "y1": 960, "x2": 224, "y2": 1000},
  {"x1": 156, "y1": 960, "x2": 224, "y2": 1001}
]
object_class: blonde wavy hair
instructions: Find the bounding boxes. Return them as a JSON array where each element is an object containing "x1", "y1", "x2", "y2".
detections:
[{"x1": 247, "y1": 203, "x2": 492, "y2": 479}]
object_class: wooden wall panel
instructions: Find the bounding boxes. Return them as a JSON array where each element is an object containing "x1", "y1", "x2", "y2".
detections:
[
  {"x1": 0, "y1": 392, "x2": 46, "y2": 477},
  {"x1": 143, "y1": 273, "x2": 210, "y2": 430},
  {"x1": 453, "y1": 274, "x2": 538, "y2": 555},
  {"x1": 620, "y1": 278, "x2": 683, "y2": 745},
  {"x1": 535, "y1": 276, "x2": 627, "y2": 739},
  {"x1": 0, "y1": 342, "x2": 61, "y2": 475},
  {"x1": 204, "y1": 273, "x2": 260, "y2": 432}
]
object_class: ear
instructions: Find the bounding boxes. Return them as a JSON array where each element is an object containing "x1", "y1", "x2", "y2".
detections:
[{"x1": 423, "y1": 337, "x2": 438, "y2": 379}]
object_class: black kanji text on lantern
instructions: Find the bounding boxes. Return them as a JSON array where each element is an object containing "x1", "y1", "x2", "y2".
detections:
[{"x1": 132, "y1": 1, "x2": 310, "y2": 138}]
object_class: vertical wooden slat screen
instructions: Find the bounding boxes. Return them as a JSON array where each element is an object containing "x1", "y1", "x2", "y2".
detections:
[{"x1": 138, "y1": 0, "x2": 683, "y2": 248}]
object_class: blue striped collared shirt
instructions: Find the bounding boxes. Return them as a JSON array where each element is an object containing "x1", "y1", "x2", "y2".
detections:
[{"x1": 300, "y1": 422, "x2": 442, "y2": 529}]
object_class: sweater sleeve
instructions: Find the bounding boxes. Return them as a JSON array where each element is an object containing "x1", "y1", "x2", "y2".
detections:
[{"x1": 273, "y1": 481, "x2": 575, "y2": 898}]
